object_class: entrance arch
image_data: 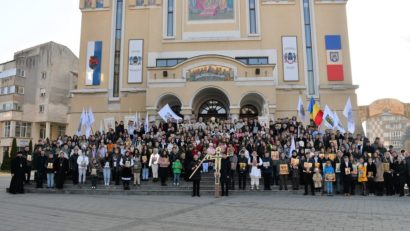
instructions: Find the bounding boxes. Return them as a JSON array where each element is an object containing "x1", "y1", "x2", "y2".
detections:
[
  {"x1": 192, "y1": 87, "x2": 230, "y2": 120},
  {"x1": 240, "y1": 93, "x2": 265, "y2": 119},
  {"x1": 157, "y1": 94, "x2": 183, "y2": 118}
]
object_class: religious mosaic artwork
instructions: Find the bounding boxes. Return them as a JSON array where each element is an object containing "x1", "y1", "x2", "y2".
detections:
[
  {"x1": 187, "y1": 65, "x2": 234, "y2": 81},
  {"x1": 188, "y1": 0, "x2": 234, "y2": 21}
]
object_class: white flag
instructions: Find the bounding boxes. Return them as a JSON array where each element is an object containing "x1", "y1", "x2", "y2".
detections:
[
  {"x1": 333, "y1": 111, "x2": 346, "y2": 134},
  {"x1": 144, "y1": 112, "x2": 150, "y2": 134},
  {"x1": 158, "y1": 104, "x2": 182, "y2": 123},
  {"x1": 297, "y1": 96, "x2": 306, "y2": 122},
  {"x1": 322, "y1": 105, "x2": 335, "y2": 129},
  {"x1": 343, "y1": 97, "x2": 355, "y2": 134},
  {"x1": 76, "y1": 108, "x2": 85, "y2": 136},
  {"x1": 289, "y1": 135, "x2": 296, "y2": 158},
  {"x1": 84, "y1": 109, "x2": 92, "y2": 138},
  {"x1": 88, "y1": 107, "x2": 95, "y2": 125}
]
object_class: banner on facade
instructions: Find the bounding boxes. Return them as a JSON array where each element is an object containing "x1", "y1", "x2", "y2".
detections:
[
  {"x1": 282, "y1": 36, "x2": 299, "y2": 81},
  {"x1": 128, "y1": 39, "x2": 143, "y2": 83},
  {"x1": 325, "y1": 35, "x2": 344, "y2": 81},
  {"x1": 86, "y1": 41, "x2": 102, "y2": 86}
]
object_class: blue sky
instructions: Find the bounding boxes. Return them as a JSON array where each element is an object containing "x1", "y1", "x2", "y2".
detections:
[{"x1": 0, "y1": 0, "x2": 409, "y2": 106}]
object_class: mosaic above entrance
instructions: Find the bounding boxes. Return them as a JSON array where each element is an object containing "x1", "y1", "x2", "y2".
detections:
[
  {"x1": 187, "y1": 65, "x2": 234, "y2": 81},
  {"x1": 188, "y1": 0, "x2": 234, "y2": 21}
]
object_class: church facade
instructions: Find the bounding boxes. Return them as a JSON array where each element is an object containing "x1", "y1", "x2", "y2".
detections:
[{"x1": 68, "y1": 0, "x2": 358, "y2": 134}]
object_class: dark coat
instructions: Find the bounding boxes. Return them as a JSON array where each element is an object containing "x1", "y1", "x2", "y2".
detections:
[
  {"x1": 189, "y1": 160, "x2": 202, "y2": 181},
  {"x1": 9, "y1": 156, "x2": 27, "y2": 194}
]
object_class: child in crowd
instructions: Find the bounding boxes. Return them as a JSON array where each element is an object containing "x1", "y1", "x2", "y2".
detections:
[
  {"x1": 323, "y1": 160, "x2": 335, "y2": 196},
  {"x1": 313, "y1": 168, "x2": 322, "y2": 194},
  {"x1": 172, "y1": 158, "x2": 183, "y2": 186}
]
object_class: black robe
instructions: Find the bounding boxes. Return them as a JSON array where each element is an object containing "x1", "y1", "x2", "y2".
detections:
[
  {"x1": 9, "y1": 156, "x2": 27, "y2": 194},
  {"x1": 54, "y1": 158, "x2": 69, "y2": 189}
]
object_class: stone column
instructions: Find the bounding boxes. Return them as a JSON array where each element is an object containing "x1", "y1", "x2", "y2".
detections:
[{"x1": 45, "y1": 122, "x2": 51, "y2": 139}]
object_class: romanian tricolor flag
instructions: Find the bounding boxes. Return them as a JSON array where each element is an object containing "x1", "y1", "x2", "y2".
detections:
[
  {"x1": 325, "y1": 35, "x2": 344, "y2": 81},
  {"x1": 307, "y1": 97, "x2": 323, "y2": 126}
]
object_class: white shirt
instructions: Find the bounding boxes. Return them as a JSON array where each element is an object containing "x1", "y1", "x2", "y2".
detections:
[{"x1": 77, "y1": 155, "x2": 89, "y2": 168}]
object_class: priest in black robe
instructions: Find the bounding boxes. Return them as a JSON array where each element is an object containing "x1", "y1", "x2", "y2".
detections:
[
  {"x1": 8, "y1": 151, "x2": 27, "y2": 194},
  {"x1": 54, "y1": 151, "x2": 69, "y2": 189}
]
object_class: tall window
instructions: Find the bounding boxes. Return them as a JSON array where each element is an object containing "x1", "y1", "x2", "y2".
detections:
[
  {"x1": 166, "y1": 0, "x2": 174, "y2": 37},
  {"x1": 249, "y1": 0, "x2": 257, "y2": 34},
  {"x1": 113, "y1": 0, "x2": 124, "y2": 98},
  {"x1": 4, "y1": 121, "x2": 11, "y2": 138},
  {"x1": 303, "y1": 0, "x2": 316, "y2": 95},
  {"x1": 40, "y1": 125, "x2": 46, "y2": 139},
  {"x1": 15, "y1": 122, "x2": 32, "y2": 138}
]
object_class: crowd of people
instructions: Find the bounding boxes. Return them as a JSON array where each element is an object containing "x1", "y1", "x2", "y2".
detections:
[{"x1": 7, "y1": 116, "x2": 410, "y2": 198}]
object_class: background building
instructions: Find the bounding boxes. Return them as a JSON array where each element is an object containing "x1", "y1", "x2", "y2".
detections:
[
  {"x1": 0, "y1": 42, "x2": 78, "y2": 161},
  {"x1": 69, "y1": 0, "x2": 360, "y2": 134},
  {"x1": 359, "y1": 99, "x2": 410, "y2": 152}
]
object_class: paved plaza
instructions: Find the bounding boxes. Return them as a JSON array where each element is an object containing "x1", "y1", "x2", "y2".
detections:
[{"x1": 0, "y1": 175, "x2": 409, "y2": 231}]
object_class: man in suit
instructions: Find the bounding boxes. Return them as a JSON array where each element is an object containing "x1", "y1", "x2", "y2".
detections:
[{"x1": 303, "y1": 153, "x2": 315, "y2": 196}]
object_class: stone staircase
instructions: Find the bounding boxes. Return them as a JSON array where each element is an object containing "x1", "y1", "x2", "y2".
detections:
[{"x1": 24, "y1": 172, "x2": 299, "y2": 196}]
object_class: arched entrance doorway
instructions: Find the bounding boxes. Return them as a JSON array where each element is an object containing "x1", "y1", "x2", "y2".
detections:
[
  {"x1": 192, "y1": 88, "x2": 230, "y2": 121},
  {"x1": 240, "y1": 93, "x2": 265, "y2": 119},
  {"x1": 240, "y1": 104, "x2": 259, "y2": 119},
  {"x1": 157, "y1": 94, "x2": 183, "y2": 118}
]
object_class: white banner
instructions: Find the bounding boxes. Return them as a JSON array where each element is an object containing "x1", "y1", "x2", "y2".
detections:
[
  {"x1": 158, "y1": 104, "x2": 182, "y2": 122},
  {"x1": 282, "y1": 36, "x2": 299, "y2": 81},
  {"x1": 128, "y1": 39, "x2": 143, "y2": 83}
]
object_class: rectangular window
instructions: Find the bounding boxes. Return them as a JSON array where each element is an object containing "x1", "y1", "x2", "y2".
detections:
[
  {"x1": 18, "y1": 86, "x2": 24, "y2": 94},
  {"x1": 4, "y1": 121, "x2": 11, "y2": 138},
  {"x1": 16, "y1": 69, "x2": 25, "y2": 77},
  {"x1": 136, "y1": 0, "x2": 144, "y2": 6},
  {"x1": 41, "y1": 72, "x2": 47, "y2": 79},
  {"x1": 303, "y1": 0, "x2": 316, "y2": 95},
  {"x1": 40, "y1": 88, "x2": 46, "y2": 97},
  {"x1": 96, "y1": 0, "x2": 104, "y2": 8},
  {"x1": 40, "y1": 125, "x2": 46, "y2": 139},
  {"x1": 235, "y1": 57, "x2": 268, "y2": 65},
  {"x1": 9, "y1": 86, "x2": 15, "y2": 94},
  {"x1": 15, "y1": 121, "x2": 32, "y2": 138},
  {"x1": 148, "y1": 0, "x2": 156, "y2": 5},
  {"x1": 166, "y1": 0, "x2": 174, "y2": 37},
  {"x1": 113, "y1": 0, "x2": 124, "y2": 98},
  {"x1": 39, "y1": 105, "x2": 45, "y2": 113},
  {"x1": 84, "y1": 0, "x2": 93, "y2": 8},
  {"x1": 156, "y1": 58, "x2": 187, "y2": 67},
  {"x1": 58, "y1": 126, "x2": 66, "y2": 137},
  {"x1": 249, "y1": 0, "x2": 257, "y2": 34}
]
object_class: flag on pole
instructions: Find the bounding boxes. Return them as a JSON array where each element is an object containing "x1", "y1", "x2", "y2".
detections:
[
  {"x1": 333, "y1": 111, "x2": 346, "y2": 134},
  {"x1": 307, "y1": 97, "x2": 323, "y2": 126},
  {"x1": 88, "y1": 107, "x2": 95, "y2": 125},
  {"x1": 289, "y1": 135, "x2": 296, "y2": 158},
  {"x1": 297, "y1": 96, "x2": 306, "y2": 122},
  {"x1": 343, "y1": 97, "x2": 355, "y2": 134},
  {"x1": 323, "y1": 105, "x2": 335, "y2": 129},
  {"x1": 158, "y1": 104, "x2": 182, "y2": 123},
  {"x1": 144, "y1": 112, "x2": 150, "y2": 134},
  {"x1": 76, "y1": 108, "x2": 85, "y2": 136}
]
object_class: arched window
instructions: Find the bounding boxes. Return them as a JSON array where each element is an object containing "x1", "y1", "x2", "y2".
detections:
[
  {"x1": 240, "y1": 104, "x2": 258, "y2": 118},
  {"x1": 199, "y1": 100, "x2": 227, "y2": 116}
]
